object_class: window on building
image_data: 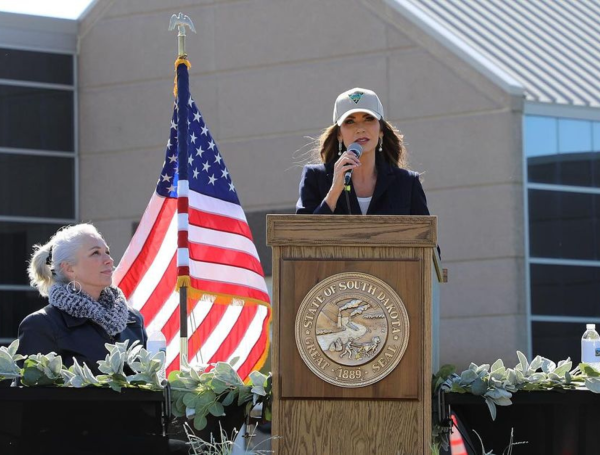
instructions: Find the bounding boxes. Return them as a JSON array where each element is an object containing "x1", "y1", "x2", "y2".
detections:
[
  {"x1": 525, "y1": 115, "x2": 600, "y2": 362},
  {"x1": 0, "y1": 47, "x2": 76, "y2": 346}
]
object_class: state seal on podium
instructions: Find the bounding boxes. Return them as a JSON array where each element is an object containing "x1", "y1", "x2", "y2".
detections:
[{"x1": 295, "y1": 272, "x2": 410, "y2": 388}]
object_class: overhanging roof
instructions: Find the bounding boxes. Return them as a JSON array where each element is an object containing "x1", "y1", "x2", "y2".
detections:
[
  {"x1": 402, "y1": 0, "x2": 600, "y2": 108},
  {"x1": 0, "y1": 11, "x2": 77, "y2": 53}
]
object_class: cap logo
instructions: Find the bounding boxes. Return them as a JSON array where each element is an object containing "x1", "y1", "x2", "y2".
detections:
[{"x1": 348, "y1": 91, "x2": 364, "y2": 104}]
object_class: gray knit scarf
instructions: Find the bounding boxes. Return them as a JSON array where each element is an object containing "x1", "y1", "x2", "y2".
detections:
[{"x1": 49, "y1": 283, "x2": 129, "y2": 336}]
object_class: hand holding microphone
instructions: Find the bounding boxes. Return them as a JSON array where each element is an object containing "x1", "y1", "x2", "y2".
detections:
[
  {"x1": 343, "y1": 142, "x2": 363, "y2": 188},
  {"x1": 324, "y1": 142, "x2": 363, "y2": 212}
]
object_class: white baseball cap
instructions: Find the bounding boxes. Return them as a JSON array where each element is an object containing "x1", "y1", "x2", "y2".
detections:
[{"x1": 333, "y1": 88, "x2": 384, "y2": 126}]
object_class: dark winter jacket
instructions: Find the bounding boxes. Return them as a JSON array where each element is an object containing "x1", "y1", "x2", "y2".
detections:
[
  {"x1": 17, "y1": 304, "x2": 147, "y2": 375},
  {"x1": 296, "y1": 157, "x2": 430, "y2": 216}
]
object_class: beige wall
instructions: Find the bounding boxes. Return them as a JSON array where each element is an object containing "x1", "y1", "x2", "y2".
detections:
[{"x1": 78, "y1": 0, "x2": 526, "y2": 369}]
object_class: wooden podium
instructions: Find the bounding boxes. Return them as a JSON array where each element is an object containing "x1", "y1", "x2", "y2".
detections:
[{"x1": 267, "y1": 215, "x2": 442, "y2": 455}]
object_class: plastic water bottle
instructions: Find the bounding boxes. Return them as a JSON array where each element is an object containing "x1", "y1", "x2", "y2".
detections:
[
  {"x1": 581, "y1": 324, "x2": 600, "y2": 369},
  {"x1": 147, "y1": 330, "x2": 167, "y2": 382}
]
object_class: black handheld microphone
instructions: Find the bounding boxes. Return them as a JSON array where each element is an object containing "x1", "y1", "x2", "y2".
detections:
[{"x1": 343, "y1": 142, "x2": 363, "y2": 186}]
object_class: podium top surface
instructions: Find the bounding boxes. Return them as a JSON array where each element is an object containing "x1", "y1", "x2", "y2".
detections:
[{"x1": 267, "y1": 214, "x2": 437, "y2": 247}]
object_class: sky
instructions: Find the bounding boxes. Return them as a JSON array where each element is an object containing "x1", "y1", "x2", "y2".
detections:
[{"x1": 0, "y1": 0, "x2": 95, "y2": 19}]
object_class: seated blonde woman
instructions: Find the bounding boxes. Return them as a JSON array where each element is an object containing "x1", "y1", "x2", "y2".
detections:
[{"x1": 17, "y1": 223, "x2": 146, "y2": 374}]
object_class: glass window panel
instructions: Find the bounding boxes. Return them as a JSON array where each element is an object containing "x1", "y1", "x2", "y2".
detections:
[
  {"x1": 528, "y1": 190, "x2": 600, "y2": 260},
  {"x1": 527, "y1": 157, "x2": 557, "y2": 184},
  {"x1": 528, "y1": 151, "x2": 600, "y2": 187},
  {"x1": 0, "y1": 85, "x2": 74, "y2": 152},
  {"x1": 554, "y1": 152, "x2": 593, "y2": 187},
  {"x1": 0, "y1": 290, "x2": 47, "y2": 340},
  {"x1": 558, "y1": 119, "x2": 592, "y2": 154},
  {"x1": 528, "y1": 152, "x2": 598, "y2": 187},
  {"x1": 0, "y1": 222, "x2": 63, "y2": 285},
  {"x1": 0, "y1": 48, "x2": 73, "y2": 85},
  {"x1": 594, "y1": 122, "x2": 600, "y2": 152},
  {"x1": 531, "y1": 264, "x2": 600, "y2": 318},
  {"x1": 532, "y1": 321, "x2": 584, "y2": 364},
  {"x1": 524, "y1": 116, "x2": 557, "y2": 157},
  {"x1": 0, "y1": 154, "x2": 75, "y2": 218}
]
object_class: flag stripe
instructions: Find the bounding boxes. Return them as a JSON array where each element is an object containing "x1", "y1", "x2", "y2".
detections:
[
  {"x1": 113, "y1": 193, "x2": 166, "y2": 284},
  {"x1": 202, "y1": 305, "x2": 251, "y2": 363},
  {"x1": 206, "y1": 305, "x2": 256, "y2": 364},
  {"x1": 162, "y1": 300, "x2": 183, "y2": 346},
  {"x1": 167, "y1": 351, "x2": 179, "y2": 373},
  {"x1": 188, "y1": 207, "x2": 253, "y2": 240},
  {"x1": 137, "y1": 254, "x2": 177, "y2": 327},
  {"x1": 188, "y1": 243, "x2": 264, "y2": 275},
  {"x1": 127, "y1": 215, "x2": 178, "y2": 310},
  {"x1": 177, "y1": 213, "x2": 189, "y2": 230},
  {"x1": 178, "y1": 180, "x2": 189, "y2": 197},
  {"x1": 236, "y1": 306, "x2": 271, "y2": 380},
  {"x1": 187, "y1": 300, "x2": 216, "y2": 365},
  {"x1": 189, "y1": 225, "x2": 260, "y2": 261},
  {"x1": 164, "y1": 296, "x2": 223, "y2": 368},
  {"x1": 189, "y1": 191, "x2": 247, "y2": 221},
  {"x1": 186, "y1": 304, "x2": 228, "y2": 360},
  {"x1": 118, "y1": 197, "x2": 177, "y2": 298},
  {"x1": 177, "y1": 231, "x2": 189, "y2": 249},
  {"x1": 189, "y1": 259, "x2": 268, "y2": 292},
  {"x1": 146, "y1": 291, "x2": 179, "y2": 335},
  {"x1": 177, "y1": 248, "x2": 189, "y2": 267},
  {"x1": 177, "y1": 195, "x2": 189, "y2": 213},
  {"x1": 190, "y1": 277, "x2": 270, "y2": 303},
  {"x1": 202, "y1": 305, "x2": 245, "y2": 362}
]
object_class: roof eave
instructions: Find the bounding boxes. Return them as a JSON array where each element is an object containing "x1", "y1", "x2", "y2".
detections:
[
  {"x1": 0, "y1": 11, "x2": 77, "y2": 53},
  {"x1": 525, "y1": 101, "x2": 600, "y2": 121}
]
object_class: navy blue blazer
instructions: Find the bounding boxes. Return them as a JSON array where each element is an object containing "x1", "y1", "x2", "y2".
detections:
[
  {"x1": 296, "y1": 157, "x2": 431, "y2": 216},
  {"x1": 17, "y1": 304, "x2": 147, "y2": 375}
]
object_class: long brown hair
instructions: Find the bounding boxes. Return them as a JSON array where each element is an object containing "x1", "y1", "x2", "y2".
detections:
[{"x1": 311, "y1": 120, "x2": 409, "y2": 169}]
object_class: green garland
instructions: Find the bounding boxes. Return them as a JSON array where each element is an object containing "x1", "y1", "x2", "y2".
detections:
[
  {"x1": 432, "y1": 351, "x2": 600, "y2": 451},
  {"x1": 0, "y1": 339, "x2": 271, "y2": 431}
]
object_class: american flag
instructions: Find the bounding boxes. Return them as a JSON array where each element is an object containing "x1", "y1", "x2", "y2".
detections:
[{"x1": 113, "y1": 82, "x2": 271, "y2": 380}]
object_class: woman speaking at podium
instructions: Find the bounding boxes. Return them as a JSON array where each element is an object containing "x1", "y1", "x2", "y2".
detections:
[
  {"x1": 296, "y1": 87, "x2": 431, "y2": 216},
  {"x1": 17, "y1": 223, "x2": 147, "y2": 374}
]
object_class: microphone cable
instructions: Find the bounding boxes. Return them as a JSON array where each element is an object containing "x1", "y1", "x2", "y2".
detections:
[{"x1": 344, "y1": 187, "x2": 352, "y2": 215}]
